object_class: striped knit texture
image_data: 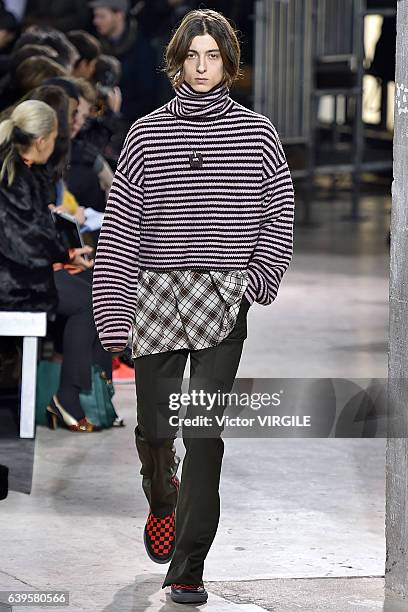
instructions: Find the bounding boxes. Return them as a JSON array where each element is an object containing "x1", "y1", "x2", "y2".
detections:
[{"x1": 92, "y1": 80, "x2": 295, "y2": 352}]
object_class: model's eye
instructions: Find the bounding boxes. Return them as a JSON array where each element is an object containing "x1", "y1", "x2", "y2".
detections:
[
  {"x1": 186, "y1": 53, "x2": 195, "y2": 59},
  {"x1": 209, "y1": 53, "x2": 219, "y2": 59}
]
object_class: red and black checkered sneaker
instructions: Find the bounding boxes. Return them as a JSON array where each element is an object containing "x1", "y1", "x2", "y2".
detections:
[
  {"x1": 143, "y1": 475, "x2": 180, "y2": 564},
  {"x1": 170, "y1": 581, "x2": 208, "y2": 604}
]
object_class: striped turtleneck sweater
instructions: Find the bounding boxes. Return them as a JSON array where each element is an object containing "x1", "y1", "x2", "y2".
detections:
[{"x1": 92, "y1": 80, "x2": 295, "y2": 352}]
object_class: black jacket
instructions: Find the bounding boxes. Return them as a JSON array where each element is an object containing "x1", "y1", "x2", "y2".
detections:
[
  {"x1": 79, "y1": 111, "x2": 128, "y2": 168},
  {"x1": 66, "y1": 139, "x2": 106, "y2": 213},
  {"x1": 0, "y1": 155, "x2": 69, "y2": 312}
]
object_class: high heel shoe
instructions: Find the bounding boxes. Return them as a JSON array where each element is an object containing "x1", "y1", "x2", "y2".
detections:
[{"x1": 46, "y1": 395, "x2": 102, "y2": 432}]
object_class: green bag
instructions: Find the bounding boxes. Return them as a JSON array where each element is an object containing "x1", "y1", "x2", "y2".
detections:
[
  {"x1": 35, "y1": 361, "x2": 116, "y2": 429},
  {"x1": 35, "y1": 361, "x2": 60, "y2": 426},
  {"x1": 80, "y1": 365, "x2": 117, "y2": 428}
]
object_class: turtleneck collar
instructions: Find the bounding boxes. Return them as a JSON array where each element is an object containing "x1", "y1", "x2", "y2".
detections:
[{"x1": 166, "y1": 80, "x2": 234, "y2": 121}]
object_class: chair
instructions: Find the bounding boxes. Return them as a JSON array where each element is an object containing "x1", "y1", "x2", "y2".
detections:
[{"x1": 0, "y1": 312, "x2": 47, "y2": 438}]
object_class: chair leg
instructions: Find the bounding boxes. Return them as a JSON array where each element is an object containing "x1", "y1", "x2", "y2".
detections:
[{"x1": 20, "y1": 337, "x2": 37, "y2": 438}]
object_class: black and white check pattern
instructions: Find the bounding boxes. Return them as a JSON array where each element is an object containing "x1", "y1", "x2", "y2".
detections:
[{"x1": 132, "y1": 270, "x2": 249, "y2": 358}]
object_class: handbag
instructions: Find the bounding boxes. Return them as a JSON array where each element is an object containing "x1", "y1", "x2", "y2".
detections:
[
  {"x1": 35, "y1": 361, "x2": 117, "y2": 428},
  {"x1": 80, "y1": 365, "x2": 117, "y2": 428}
]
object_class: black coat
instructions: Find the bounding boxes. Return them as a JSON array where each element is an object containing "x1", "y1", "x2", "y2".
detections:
[
  {"x1": 66, "y1": 139, "x2": 106, "y2": 213},
  {"x1": 79, "y1": 111, "x2": 128, "y2": 167},
  {"x1": 0, "y1": 155, "x2": 69, "y2": 313}
]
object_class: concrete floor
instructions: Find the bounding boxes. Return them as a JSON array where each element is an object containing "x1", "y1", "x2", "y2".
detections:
[{"x1": 0, "y1": 194, "x2": 391, "y2": 611}]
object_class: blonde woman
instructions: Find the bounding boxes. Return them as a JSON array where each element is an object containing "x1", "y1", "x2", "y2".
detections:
[{"x1": 0, "y1": 99, "x2": 101, "y2": 432}]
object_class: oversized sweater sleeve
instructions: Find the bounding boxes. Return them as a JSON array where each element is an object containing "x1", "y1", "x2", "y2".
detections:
[
  {"x1": 92, "y1": 126, "x2": 144, "y2": 352},
  {"x1": 243, "y1": 120, "x2": 295, "y2": 306}
]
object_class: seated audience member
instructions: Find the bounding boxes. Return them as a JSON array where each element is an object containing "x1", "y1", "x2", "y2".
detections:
[
  {"x1": 13, "y1": 26, "x2": 79, "y2": 71},
  {"x1": 29, "y1": 82, "x2": 104, "y2": 237},
  {"x1": 41, "y1": 76, "x2": 80, "y2": 163},
  {"x1": 87, "y1": 53, "x2": 128, "y2": 164},
  {"x1": 66, "y1": 77, "x2": 113, "y2": 213},
  {"x1": 0, "y1": 56, "x2": 67, "y2": 115},
  {"x1": 0, "y1": 44, "x2": 59, "y2": 111},
  {"x1": 0, "y1": 77, "x2": 78, "y2": 147},
  {"x1": 28, "y1": 83, "x2": 74, "y2": 194},
  {"x1": 30, "y1": 80, "x2": 110, "y2": 281},
  {"x1": 90, "y1": 0, "x2": 158, "y2": 124},
  {"x1": 66, "y1": 30, "x2": 101, "y2": 80},
  {"x1": 0, "y1": 99, "x2": 65, "y2": 313},
  {"x1": 14, "y1": 56, "x2": 67, "y2": 99},
  {"x1": 0, "y1": 98, "x2": 117, "y2": 432},
  {"x1": 30, "y1": 85, "x2": 103, "y2": 251},
  {"x1": 93, "y1": 53, "x2": 121, "y2": 99},
  {"x1": 9, "y1": 43, "x2": 59, "y2": 74}
]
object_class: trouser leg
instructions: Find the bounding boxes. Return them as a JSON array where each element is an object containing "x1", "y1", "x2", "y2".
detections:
[
  {"x1": 54, "y1": 270, "x2": 95, "y2": 420},
  {"x1": 133, "y1": 349, "x2": 188, "y2": 517},
  {"x1": 76, "y1": 269, "x2": 113, "y2": 380},
  {"x1": 162, "y1": 297, "x2": 250, "y2": 587},
  {"x1": 92, "y1": 336, "x2": 113, "y2": 379}
]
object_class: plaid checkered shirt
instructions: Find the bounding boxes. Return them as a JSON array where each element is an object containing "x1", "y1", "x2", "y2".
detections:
[{"x1": 131, "y1": 269, "x2": 249, "y2": 358}]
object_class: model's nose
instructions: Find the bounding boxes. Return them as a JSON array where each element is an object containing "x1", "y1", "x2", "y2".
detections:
[{"x1": 197, "y1": 59, "x2": 206, "y2": 73}]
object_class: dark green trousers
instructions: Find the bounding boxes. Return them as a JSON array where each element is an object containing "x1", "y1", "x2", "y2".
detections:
[{"x1": 133, "y1": 296, "x2": 251, "y2": 587}]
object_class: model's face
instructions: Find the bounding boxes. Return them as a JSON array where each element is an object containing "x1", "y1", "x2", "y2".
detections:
[{"x1": 182, "y1": 34, "x2": 224, "y2": 92}]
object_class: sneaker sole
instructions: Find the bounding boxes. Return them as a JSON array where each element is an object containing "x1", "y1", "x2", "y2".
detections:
[{"x1": 170, "y1": 590, "x2": 208, "y2": 604}]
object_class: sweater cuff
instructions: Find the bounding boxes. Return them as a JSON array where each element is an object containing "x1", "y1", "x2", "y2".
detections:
[
  {"x1": 97, "y1": 327, "x2": 130, "y2": 353},
  {"x1": 243, "y1": 268, "x2": 262, "y2": 305},
  {"x1": 243, "y1": 286, "x2": 256, "y2": 305}
]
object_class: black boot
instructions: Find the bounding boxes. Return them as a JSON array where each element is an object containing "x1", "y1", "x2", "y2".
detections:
[{"x1": 135, "y1": 426, "x2": 181, "y2": 563}]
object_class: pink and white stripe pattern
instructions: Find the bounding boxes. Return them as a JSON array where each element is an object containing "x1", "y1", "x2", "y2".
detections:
[{"x1": 92, "y1": 81, "x2": 295, "y2": 352}]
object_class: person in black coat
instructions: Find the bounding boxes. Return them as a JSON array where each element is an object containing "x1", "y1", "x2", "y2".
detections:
[
  {"x1": 90, "y1": 0, "x2": 158, "y2": 124},
  {"x1": 0, "y1": 98, "x2": 106, "y2": 433},
  {"x1": 0, "y1": 99, "x2": 74, "y2": 312}
]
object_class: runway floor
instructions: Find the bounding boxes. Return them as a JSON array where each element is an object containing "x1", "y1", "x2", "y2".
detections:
[{"x1": 0, "y1": 192, "x2": 390, "y2": 611}]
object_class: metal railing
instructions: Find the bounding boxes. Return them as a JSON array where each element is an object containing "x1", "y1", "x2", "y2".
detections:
[{"x1": 253, "y1": 0, "x2": 357, "y2": 141}]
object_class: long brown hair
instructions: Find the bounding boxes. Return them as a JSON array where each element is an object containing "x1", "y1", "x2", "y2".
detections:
[
  {"x1": 164, "y1": 9, "x2": 242, "y2": 89},
  {"x1": 15, "y1": 56, "x2": 67, "y2": 96}
]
